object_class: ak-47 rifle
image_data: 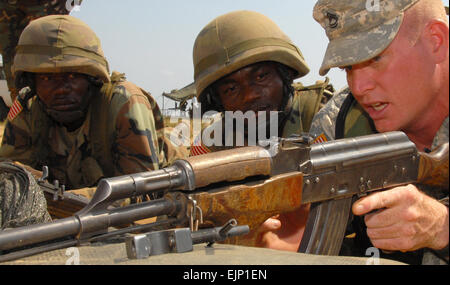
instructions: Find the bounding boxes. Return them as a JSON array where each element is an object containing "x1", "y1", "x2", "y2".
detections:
[{"x1": 0, "y1": 131, "x2": 447, "y2": 262}]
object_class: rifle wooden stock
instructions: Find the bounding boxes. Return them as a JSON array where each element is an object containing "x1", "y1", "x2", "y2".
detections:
[
  {"x1": 418, "y1": 143, "x2": 449, "y2": 188},
  {"x1": 13, "y1": 162, "x2": 92, "y2": 219},
  {"x1": 190, "y1": 172, "x2": 304, "y2": 246},
  {"x1": 43, "y1": 188, "x2": 93, "y2": 219}
]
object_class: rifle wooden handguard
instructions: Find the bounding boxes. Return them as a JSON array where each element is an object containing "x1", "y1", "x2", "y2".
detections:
[{"x1": 186, "y1": 146, "x2": 272, "y2": 188}]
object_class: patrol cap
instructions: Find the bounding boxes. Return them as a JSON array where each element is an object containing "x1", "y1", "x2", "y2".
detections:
[
  {"x1": 313, "y1": 0, "x2": 420, "y2": 75},
  {"x1": 12, "y1": 15, "x2": 110, "y2": 82}
]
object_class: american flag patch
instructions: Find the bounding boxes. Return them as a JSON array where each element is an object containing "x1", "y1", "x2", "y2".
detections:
[
  {"x1": 313, "y1": 133, "x2": 328, "y2": 144},
  {"x1": 190, "y1": 135, "x2": 211, "y2": 156},
  {"x1": 7, "y1": 99, "x2": 24, "y2": 121}
]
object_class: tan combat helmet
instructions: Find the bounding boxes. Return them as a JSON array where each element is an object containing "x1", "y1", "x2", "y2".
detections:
[
  {"x1": 12, "y1": 15, "x2": 110, "y2": 84},
  {"x1": 313, "y1": 0, "x2": 420, "y2": 76},
  {"x1": 193, "y1": 10, "x2": 310, "y2": 101}
]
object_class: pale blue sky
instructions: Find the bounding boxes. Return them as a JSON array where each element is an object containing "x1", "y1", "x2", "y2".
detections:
[{"x1": 70, "y1": 0, "x2": 449, "y2": 109}]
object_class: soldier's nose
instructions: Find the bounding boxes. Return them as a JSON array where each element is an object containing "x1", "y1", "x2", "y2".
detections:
[{"x1": 347, "y1": 67, "x2": 376, "y2": 98}]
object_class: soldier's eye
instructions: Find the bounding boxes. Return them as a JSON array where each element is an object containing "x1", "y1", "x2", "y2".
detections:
[
  {"x1": 256, "y1": 72, "x2": 269, "y2": 81},
  {"x1": 225, "y1": 86, "x2": 237, "y2": 95},
  {"x1": 372, "y1": 56, "x2": 382, "y2": 63}
]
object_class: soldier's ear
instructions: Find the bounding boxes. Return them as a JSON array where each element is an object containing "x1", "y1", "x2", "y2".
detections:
[
  {"x1": 15, "y1": 72, "x2": 36, "y2": 96},
  {"x1": 424, "y1": 19, "x2": 449, "y2": 64},
  {"x1": 287, "y1": 67, "x2": 297, "y2": 81}
]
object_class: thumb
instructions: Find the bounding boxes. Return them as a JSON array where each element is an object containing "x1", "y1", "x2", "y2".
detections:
[{"x1": 260, "y1": 218, "x2": 282, "y2": 232}]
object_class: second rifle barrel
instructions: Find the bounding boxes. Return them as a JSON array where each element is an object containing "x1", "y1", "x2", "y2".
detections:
[
  {"x1": 0, "y1": 216, "x2": 80, "y2": 251},
  {"x1": 0, "y1": 197, "x2": 183, "y2": 252}
]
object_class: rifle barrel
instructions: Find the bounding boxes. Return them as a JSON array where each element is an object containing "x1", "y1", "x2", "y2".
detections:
[
  {"x1": 0, "y1": 196, "x2": 185, "y2": 252},
  {"x1": 0, "y1": 216, "x2": 80, "y2": 251}
]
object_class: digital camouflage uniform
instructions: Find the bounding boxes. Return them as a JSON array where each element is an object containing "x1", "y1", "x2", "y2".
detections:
[
  {"x1": 0, "y1": 15, "x2": 167, "y2": 190},
  {"x1": 0, "y1": 0, "x2": 77, "y2": 113},
  {"x1": 311, "y1": 0, "x2": 449, "y2": 264},
  {"x1": 310, "y1": 89, "x2": 449, "y2": 265},
  {"x1": 188, "y1": 10, "x2": 331, "y2": 155}
]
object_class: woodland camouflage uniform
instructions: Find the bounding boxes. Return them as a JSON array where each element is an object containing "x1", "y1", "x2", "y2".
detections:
[
  {"x1": 0, "y1": 15, "x2": 167, "y2": 190},
  {"x1": 0, "y1": 0, "x2": 77, "y2": 112}
]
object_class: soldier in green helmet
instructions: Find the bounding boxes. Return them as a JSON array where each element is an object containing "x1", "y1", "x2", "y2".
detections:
[
  {"x1": 188, "y1": 10, "x2": 334, "y2": 250},
  {"x1": 261, "y1": 0, "x2": 449, "y2": 265},
  {"x1": 0, "y1": 15, "x2": 169, "y2": 194},
  {"x1": 189, "y1": 10, "x2": 333, "y2": 152},
  {"x1": 0, "y1": 1, "x2": 80, "y2": 120}
]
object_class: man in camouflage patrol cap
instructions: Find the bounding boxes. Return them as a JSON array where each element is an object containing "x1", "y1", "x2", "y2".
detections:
[
  {"x1": 0, "y1": 15, "x2": 168, "y2": 193},
  {"x1": 0, "y1": 1, "x2": 79, "y2": 120},
  {"x1": 262, "y1": 0, "x2": 449, "y2": 264}
]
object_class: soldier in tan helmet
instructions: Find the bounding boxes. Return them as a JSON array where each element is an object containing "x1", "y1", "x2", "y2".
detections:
[
  {"x1": 262, "y1": 0, "x2": 449, "y2": 264},
  {"x1": 188, "y1": 11, "x2": 336, "y2": 250},
  {"x1": 190, "y1": 10, "x2": 332, "y2": 153},
  {"x1": 0, "y1": 15, "x2": 169, "y2": 193},
  {"x1": 0, "y1": 1, "x2": 81, "y2": 120}
]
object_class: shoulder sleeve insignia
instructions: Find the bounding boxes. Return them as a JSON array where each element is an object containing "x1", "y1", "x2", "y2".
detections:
[
  {"x1": 190, "y1": 135, "x2": 211, "y2": 156},
  {"x1": 7, "y1": 99, "x2": 24, "y2": 122},
  {"x1": 313, "y1": 133, "x2": 328, "y2": 144}
]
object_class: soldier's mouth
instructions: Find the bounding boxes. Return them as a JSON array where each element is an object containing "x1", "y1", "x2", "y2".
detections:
[
  {"x1": 363, "y1": 102, "x2": 389, "y2": 120},
  {"x1": 49, "y1": 99, "x2": 80, "y2": 111},
  {"x1": 247, "y1": 104, "x2": 275, "y2": 115},
  {"x1": 371, "y1": 103, "x2": 388, "y2": 112},
  {"x1": 50, "y1": 104, "x2": 79, "y2": 111}
]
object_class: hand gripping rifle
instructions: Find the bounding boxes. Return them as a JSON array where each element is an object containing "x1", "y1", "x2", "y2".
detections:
[{"x1": 0, "y1": 131, "x2": 447, "y2": 262}]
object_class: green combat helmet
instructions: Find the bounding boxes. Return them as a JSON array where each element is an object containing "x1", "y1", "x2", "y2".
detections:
[
  {"x1": 12, "y1": 14, "x2": 110, "y2": 87},
  {"x1": 193, "y1": 10, "x2": 310, "y2": 103}
]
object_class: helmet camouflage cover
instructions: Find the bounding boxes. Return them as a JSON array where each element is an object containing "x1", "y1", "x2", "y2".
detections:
[
  {"x1": 12, "y1": 15, "x2": 110, "y2": 83},
  {"x1": 193, "y1": 10, "x2": 310, "y2": 100}
]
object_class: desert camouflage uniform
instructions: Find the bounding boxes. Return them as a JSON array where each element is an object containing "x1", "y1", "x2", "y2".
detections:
[
  {"x1": 309, "y1": 89, "x2": 449, "y2": 265},
  {"x1": 0, "y1": 0, "x2": 76, "y2": 104}
]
